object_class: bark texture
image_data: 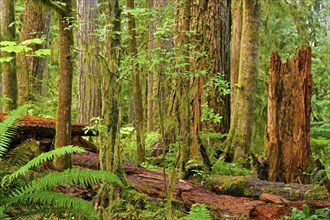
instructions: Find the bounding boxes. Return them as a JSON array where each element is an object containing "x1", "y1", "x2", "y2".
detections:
[
  {"x1": 126, "y1": 0, "x2": 145, "y2": 163},
  {"x1": 266, "y1": 47, "x2": 312, "y2": 183},
  {"x1": 77, "y1": 0, "x2": 101, "y2": 124},
  {"x1": 54, "y1": 1, "x2": 74, "y2": 170},
  {"x1": 17, "y1": 0, "x2": 48, "y2": 105},
  {"x1": 225, "y1": 0, "x2": 260, "y2": 164},
  {"x1": 0, "y1": 0, "x2": 17, "y2": 112}
]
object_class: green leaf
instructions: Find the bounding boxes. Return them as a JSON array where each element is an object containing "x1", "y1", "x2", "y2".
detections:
[
  {"x1": 0, "y1": 57, "x2": 14, "y2": 63},
  {"x1": 1, "y1": 45, "x2": 31, "y2": 53},
  {"x1": 34, "y1": 49, "x2": 51, "y2": 57},
  {"x1": 0, "y1": 41, "x2": 16, "y2": 46},
  {"x1": 20, "y1": 38, "x2": 45, "y2": 45}
]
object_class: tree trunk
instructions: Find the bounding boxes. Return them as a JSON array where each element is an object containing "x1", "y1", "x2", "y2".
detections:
[
  {"x1": 230, "y1": 0, "x2": 243, "y2": 118},
  {"x1": 266, "y1": 47, "x2": 312, "y2": 183},
  {"x1": 0, "y1": 0, "x2": 17, "y2": 112},
  {"x1": 17, "y1": 0, "x2": 47, "y2": 105},
  {"x1": 126, "y1": 0, "x2": 145, "y2": 163},
  {"x1": 77, "y1": 0, "x2": 101, "y2": 124},
  {"x1": 225, "y1": 0, "x2": 260, "y2": 164},
  {"x1": 54, "y1": 1, "x2": 74, "y2": 170}
]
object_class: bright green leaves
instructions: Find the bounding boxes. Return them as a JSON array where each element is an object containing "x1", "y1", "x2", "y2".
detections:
[{"x1": 0, "y1": 37, "x2": 50, "y2": 63}]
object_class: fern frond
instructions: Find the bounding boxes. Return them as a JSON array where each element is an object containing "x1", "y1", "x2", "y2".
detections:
[
  {"x1": 14, "y1": 168, "x2": 123, "y2": 196},
  {"x1": 2, "y1": 146, "x2": 86, "y2": 185},
  {"x1": 4, "y1": 191, "x2": 99, "y2": 219},
  {"x1": 0, "y1": 104, "x2": 32, "y2": 157},
  {"x1": 4, "y1": 139, "x2": 39, "y2": 166},
  {"x1": 182, "y1": 204, "x2": 213, "y2": 220},
  {"x1": 0, "y1": 206, "x2": 11, "y2": 220}
]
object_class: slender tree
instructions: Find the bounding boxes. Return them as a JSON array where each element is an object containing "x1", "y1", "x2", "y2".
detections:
[
  {"x1": 225, "y1": 0, "x2": 260, "y2": 164},
  {"x1": 77, "y1": 0, "x2": 101, "y2": 124},
  {"x1": 126, "y1": 0, "x2": 145, "y2": 163},
  {"x1": 0, "y1": 0, "x2": 17, "y2": 112}
]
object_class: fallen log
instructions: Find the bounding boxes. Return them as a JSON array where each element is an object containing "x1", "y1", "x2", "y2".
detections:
[
  {"x1": 72, "y1": 153, "x2": 330, "y2": 219},
  {"x1": 207, "y1": 175, "x2": 330, "y2": 202},
  {"x1": 0, "y1": 113, "x2": 97, "y2": 152}
]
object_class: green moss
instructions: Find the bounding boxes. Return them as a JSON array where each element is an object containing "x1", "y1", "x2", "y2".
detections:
[
  {"x1": 305, "y1": 185, "x2": 330, "y2": 201},
  {"x1": 111, "y1": 187, "x2": 187, "y2": 219},
  {"x1": 208, "y1": 176, "x2": 252, "y2": 197}
]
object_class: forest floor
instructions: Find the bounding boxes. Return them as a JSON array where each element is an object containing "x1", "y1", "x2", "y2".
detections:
[{"x1": 71, "y1": 152, "x2": 330, "y2": 220}]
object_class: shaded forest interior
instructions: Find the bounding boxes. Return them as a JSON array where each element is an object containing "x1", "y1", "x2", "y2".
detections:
[{"x1": 0, "y1": 0, "x2": 329, "y2": 219}]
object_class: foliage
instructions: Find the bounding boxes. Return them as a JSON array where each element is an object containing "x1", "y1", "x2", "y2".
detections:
[
  {"x1": 280, "y1": 205, "x2": 330, "y2": 220},
  {"x1": 212, "y1": 161, "x2": 250, "y2": 176},
  {"x1": 181, "y1": 203, "x2": 213, "y2": 220},
  {"x1": 0, "y1": 104, "x2": 32, "y2": 157}
]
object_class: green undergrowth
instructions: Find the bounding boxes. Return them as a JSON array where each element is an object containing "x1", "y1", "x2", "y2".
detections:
[{"x1": 212, "y1": 161, "x2": 251, "y2": 176}]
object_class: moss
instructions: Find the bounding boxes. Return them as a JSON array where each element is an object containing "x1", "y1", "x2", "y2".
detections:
[
  {"x1": 111, "y1": 187, "x2": 187, "y2": 219},
  {"x1": 305, "y1": 185, "x2": 330, "y2": 201},
  {"x1": 208, "y1": 176, "x2": 252, "y2": 197}
]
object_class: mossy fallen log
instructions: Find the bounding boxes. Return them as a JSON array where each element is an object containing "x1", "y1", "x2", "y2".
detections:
[{"x1": 207, "y1": 175, "x2": 330, "y2": 201}]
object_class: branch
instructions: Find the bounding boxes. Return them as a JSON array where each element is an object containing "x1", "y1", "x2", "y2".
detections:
[{"x1": 39, "y1": 0, "x2": 67, "y2": 16}]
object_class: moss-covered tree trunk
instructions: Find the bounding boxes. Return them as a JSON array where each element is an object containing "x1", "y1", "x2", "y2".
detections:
[
  {"x1": 17, "y1": 0, "x2": 48, "y2": 105},
  {"x1": 266, "y1": 47, "x2": 312, "y2": 183},
  {"x1": 230, "y1": 0, "x2": 243, "y2": 118},
  {"x1": 126, "y1": 0, "x2": 145, "y2": 163},
  {"x1": 54, "y1": 1, "x2": 74, "y2": 170},
  {"x1": 225, "y1": 0, "x2": 260, "y2": 164},
  {"x1": 0, "y1": 0, "x2": 17, "y2": 112},
  {"x1": 77, "y1": 0, "x2": 101, "y2": 124}
]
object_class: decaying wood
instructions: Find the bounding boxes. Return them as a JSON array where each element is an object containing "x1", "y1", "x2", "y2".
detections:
[
  {"x1": 73, "y1": 153, "x2": 330, "y2": 219},
  {"x1": 266, "y1": 47, "x2": 312, "y2": 183},
  {"x1": 0, "y1": 114, "x2": 96, "y2": 151}
]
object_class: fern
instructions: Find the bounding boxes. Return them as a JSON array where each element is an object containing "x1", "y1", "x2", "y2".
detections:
[
  {"x1": 0, "y1": 206, "x2": 10, "y2": 220},
  {"x1": 13, "y1": 168, "x2": 123, "y2": 196},
  {"x1": 4, "y1": 191, "x2": 99, "y2": 219},
  {"x1": 182, "y1": 204, "x2": 213, "y2": 220},
  {"x1": 1, "y1": 145, "x2": 86, "y2": 185},
  {"x1": 0, "y1": 104, "x2": 32, "y2": 157}
]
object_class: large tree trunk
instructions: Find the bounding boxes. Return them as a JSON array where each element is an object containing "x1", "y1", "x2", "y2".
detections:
[
  {"x1": 225, "y1": 0, "x2": 260, "y2": 164},
  {"x1": 0, "y1": 0, "x2": 17, "y2": 112},
  {"x1": 266, "y1": 47, "x2": 312, "y2": 183},
  {"x1": 17, "y1": 0, "x2": 48, "y2": 105},
  {"x1": 54, "y1": 1, "x2": 74, "y2": 170},
  {"x1": 77, "y1": 0, "x2": 101, "y2": 124},
  {"x1": 126, "y1": 0, "x2": 145, "y2": 163}
]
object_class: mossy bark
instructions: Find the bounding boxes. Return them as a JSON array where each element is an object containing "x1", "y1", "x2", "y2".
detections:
[
  {"x1": 225, "y1": 0, "x2": 260, "y2": 164},
  {"x1": 77, "y1": 0, "x2": 101, "y2": 124},
  {"x1": 54, "y1": 1, "x2": 74, "y2": 170},
  {"x1": 126, "y1": 0, "x2": 145, "y2": 163},
  {"x1": 17, "y1": 0, "x2": 48, "y2": 105},
  {"x1": 0, "y1": 0, "x2": 17, "y2": 112}
]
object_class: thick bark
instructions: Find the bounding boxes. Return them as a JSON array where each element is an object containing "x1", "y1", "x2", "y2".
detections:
[
  {"x1": 54, "y1": 1, "x2": 74, "y2": 170},
  {"x1": 77, "y1": 0, "x2": 101, "y2": 124},
  {"x1": 225, "y1": 0, "x2": 260, "y2": 164},
  {"x1": 266, "y1": 47, "x2": 312, "y2": 183},
  {"x1": 126, "y1": 0, "x2": 145, "y2": 163},
  {"x1": 230, "y1": 0, "x2": 243, "y2": 118},
  {"x1": 0, "y1": 0, "x2": 17, "y2": 112},
  {"x1": 17, "y1": 0, "x2": 47, "y2": 105}
]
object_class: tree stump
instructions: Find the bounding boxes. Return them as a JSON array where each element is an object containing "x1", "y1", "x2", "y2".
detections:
[{"x1": 266, "y1": 47, "x2": 312, "y2": 183}]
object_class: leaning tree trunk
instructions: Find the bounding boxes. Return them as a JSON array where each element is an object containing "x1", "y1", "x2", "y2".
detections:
[
  {"x1": 266, "y1": 47, "x2": 312, "y2": 184},
  {"x1": 77, "y1": 0, "x2": 101, "y2": 124},
  {"x1": 0, "y1": 0, "x2": 17, "y2": 112}
]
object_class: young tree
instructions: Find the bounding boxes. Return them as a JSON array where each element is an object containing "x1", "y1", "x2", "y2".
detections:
[
  {"x1": 225, "y1": 0, "x2": 260, "y2": 164},
  {"x1": 77, "y1": 0, "x2": 101, "y2": 124},
  {"x1": 126, "y1": 0, "x2": 145, "y2": 163},
  {"x1": 0, "y1": 0, "x2": 17, "y2": 112}
]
